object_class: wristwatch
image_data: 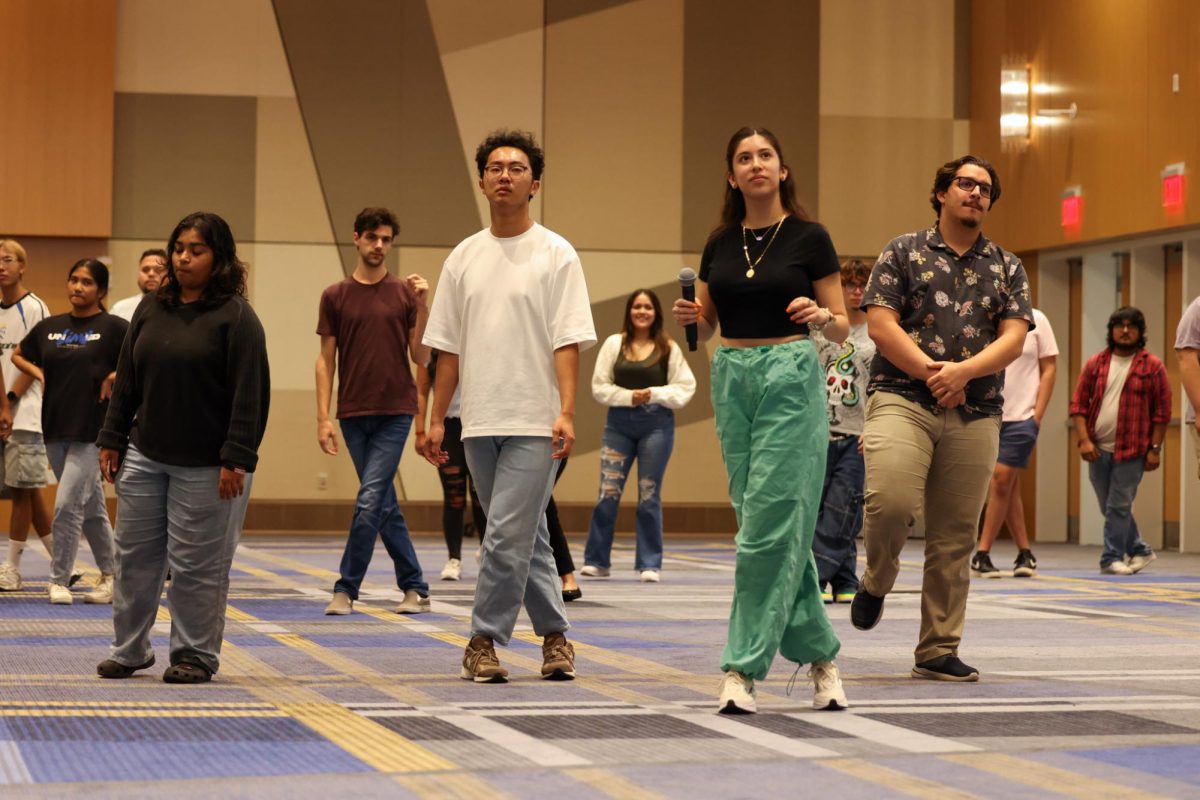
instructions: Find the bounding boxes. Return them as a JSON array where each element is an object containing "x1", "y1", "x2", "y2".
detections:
[{"x1": 1149, "y1": 443, "x2": 1163, "y2": 453}]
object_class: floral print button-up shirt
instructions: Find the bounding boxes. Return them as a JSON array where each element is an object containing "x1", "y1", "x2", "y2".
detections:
[{"x1": 861, "y1": 225, "x2": 1034, "y2": 418}]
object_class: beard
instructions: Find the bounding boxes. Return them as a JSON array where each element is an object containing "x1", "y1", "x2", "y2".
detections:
[{"x1": 959, "y1": 211, "x2": 981, "y2": 229}]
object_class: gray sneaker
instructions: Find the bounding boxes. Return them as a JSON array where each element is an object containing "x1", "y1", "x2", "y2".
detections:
[
  {"x1": 324, "y1": 591, "x2": 353, "y2": 615},
  {"x1": 395, "y1": 590, "x2": 431, "y2": 614}
]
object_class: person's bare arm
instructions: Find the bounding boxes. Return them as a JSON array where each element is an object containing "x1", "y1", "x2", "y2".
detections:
[
  {"x1": 1033, "y1": 355, "x2": 1057, "y2": 425},
  {"x1": 926, "y1": 318, "x2": 1029, "y2": 403},
  {"x1": 422, "y1": 352, "x2": 459, "y2": 467},
  {"x1": 315, "y1": 335, "x2": 339, "y2": 455},
  {"x1": 1178, "y1": 349, "x2": 1200, "y2": 433},
  {"x1": 552, "y1": 344, "x2": 579, "y2": 459},
  {"x1": 790, "y1": 272, "x2": 849, "y2": 343},
  {"x1": 414, "y1": 360, "x2": 431, "y2": 455},
  {"x1": 866, "y1": 305, "x2": 935, "y2": 381}
]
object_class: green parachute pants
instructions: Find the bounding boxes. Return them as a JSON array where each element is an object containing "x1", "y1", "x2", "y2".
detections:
[{"x1": 711, "y1": 339, "x2": 840, "y2": 680}]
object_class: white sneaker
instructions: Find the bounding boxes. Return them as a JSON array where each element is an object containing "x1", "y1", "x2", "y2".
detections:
[
  {"x1": 639, "y1": 570, "x2": 660, "y2": 583},
  {"x1": 1102, "y1": 561, "x2": 1134, "y2": 575},
  {"x1": 1128, "y1": 552, "x2": 1157, "y2": 573},
  {"x1": 440, "y1": 558, "x2": 462, "y2": 581},
  {"x1": 809, "y1": 660, "x2": 848, "y2": 710},
  {"x1": 579, "y1": 565, "x2": 610, "y2": 578},
  {"x1": 0, "y1": 562, "x2": 21, "y2": 591},
  {"x1": 84, "y1": 574, "x2": 114, "y2": 604},
  {"x1": 395, "y1": 590, "x2": 431, "y2": 614},
  {"x1": 718, "y1": 670, "x2": 757, "y2": 714},
  {"x1": 48, "y1": 583, "x2": 73, "y2": 605}
]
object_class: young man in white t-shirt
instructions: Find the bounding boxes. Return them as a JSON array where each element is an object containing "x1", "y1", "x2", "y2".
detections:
[
  {"x1": 972, "y1": 308, "x2": 1057, "y2": 578},
  {"x1": 109, "y1": 248, "x2": 167, "y2": 322},
  {"x1": 423, "y1": 130, "x2": 596, "y2": 683},
  {"x1": 0, "y1": 239, "x2": 53, "y2": 592}
]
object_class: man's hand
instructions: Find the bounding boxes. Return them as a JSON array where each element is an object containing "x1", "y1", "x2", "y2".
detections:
[
  {"x1": 938, "y1": 389, "x2": 967, "y2": 409},
  {"x1": 552, "y1": 412, "x2": 575, "y2": 459},
  {"x1": 414, "y1": 430, "x2": 427, "y2": 455},
  {"x1": 423, "y1": 421, "x2": 448, "y2": 466},
  {"x1": 405, "y1": 274, "x2": 429, "y2": 306},
  {"x1": 927, "y1": 361, "x2": 971, "y2": 402},
  {"x1": 0, "y1": 404, "x2": 11, "y2": 441},
  {"x1": 219, "y1": 467, "x2": 245, "y2": 499},
  {"x1": 631, "y1": 389, "x2": 651, "y2": 406},
  {"x1": 1078, "y1": 437, "x2": 1100, "y2": 462},
  {"x1": 99, "y1": 448, "x2": 122, "y2": 483},
  {"x1": 318, "y1": 419, "x2": 338, "y2": 455},
  {"x1": 1145, "y1": 450, "x2": 1162, "y2": 472}
]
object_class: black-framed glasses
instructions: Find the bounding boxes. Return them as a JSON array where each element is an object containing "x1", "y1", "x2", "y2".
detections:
[{"x1": 953, "y1": 176, "x2": 993, "y2": 199}]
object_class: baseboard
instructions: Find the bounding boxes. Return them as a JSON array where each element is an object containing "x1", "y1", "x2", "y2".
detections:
[{"x1": 240, "y1": 500, "x2": 738, "y2": 535}]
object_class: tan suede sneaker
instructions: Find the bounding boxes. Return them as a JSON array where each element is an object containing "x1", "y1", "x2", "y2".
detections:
[
  {"x1": 462, "y1": 635, "x2": 509, "y2": 683},
  {"x1": 541, "y1": 632, "x2": 576, "y2": 681}
]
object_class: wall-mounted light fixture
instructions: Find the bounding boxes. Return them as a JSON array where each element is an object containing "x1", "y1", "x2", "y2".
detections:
[{"x1": 1000, "y1": 63, "x2": 1031, "y2": 150}]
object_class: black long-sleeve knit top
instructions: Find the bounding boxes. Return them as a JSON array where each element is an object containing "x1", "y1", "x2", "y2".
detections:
[{"x1": 97, "y1": 294, "x2": 270, "y2": 472}]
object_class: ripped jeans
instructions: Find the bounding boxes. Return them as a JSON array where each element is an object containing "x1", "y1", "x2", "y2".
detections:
[{"x1": 583, "y1": 405, "x2": 675, "y2": 571}]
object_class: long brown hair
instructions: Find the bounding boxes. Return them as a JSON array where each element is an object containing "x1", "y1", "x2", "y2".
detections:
[
  {"x1": 706, "y1": 126, "x2": 809, "y2": 248},
  {"x1": 621, "y1": 289, "x2": 670, "y2": 365}
]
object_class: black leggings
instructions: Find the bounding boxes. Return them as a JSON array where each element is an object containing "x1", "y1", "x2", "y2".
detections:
[
  {"x1": 545, "y1": 458, "x2": 575, "y2": 577},
  {"x1": 438, "y1": 417, "x2": 487, "y2": 560}
]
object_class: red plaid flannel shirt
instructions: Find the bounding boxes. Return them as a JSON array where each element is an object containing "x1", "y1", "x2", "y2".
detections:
[{"x1": 1069, "y1": 348, "x2": 1171, "y2": 462}]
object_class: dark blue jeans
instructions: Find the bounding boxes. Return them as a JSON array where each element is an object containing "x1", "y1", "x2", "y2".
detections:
[
  {"x1": 583, "y1": 405, "x2": 675, "y2": 571},
  {"x1": 1088, "y1": 450, "x2": 1153, "y2": 568},
  {"x1": 812, "y1": 436, "x2": 864, "y2": 594},
  {"x1": 336, "y1": 415, "x2": 428, "y2": 599}
]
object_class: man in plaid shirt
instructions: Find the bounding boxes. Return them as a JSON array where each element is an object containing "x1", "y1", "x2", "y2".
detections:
[{"x1": 1070, "y1": 307, "x2": 1170, "y2": 575}]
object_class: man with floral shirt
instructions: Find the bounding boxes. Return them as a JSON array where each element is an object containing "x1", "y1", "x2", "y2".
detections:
[{"x1": 850, "y1": 156, "x2": 1033, "y2": 683}]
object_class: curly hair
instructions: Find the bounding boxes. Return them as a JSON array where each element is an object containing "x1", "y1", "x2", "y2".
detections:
[
  {"x1": 1107, "y1": 306, "x2": 1147, "y2": 350},
  {"x1": 930, "y1": 155, "x2": 1001, "y2": 216},
  {"x1": 159, "y1": 212, "x2": 247, "y2": 308},
  {"x1": 474, "y1": 129, "x2": 545, "y2": 180}
]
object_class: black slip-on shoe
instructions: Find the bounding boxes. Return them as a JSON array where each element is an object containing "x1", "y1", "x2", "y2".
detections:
[
  {"x1": 912, "y1": 654, "x2": 979, "y2": 682},
  {"x1": 850, "y1": 589, "x2": 885, "y2": 630}
]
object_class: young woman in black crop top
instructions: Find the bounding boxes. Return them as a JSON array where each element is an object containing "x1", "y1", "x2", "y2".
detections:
[
  {"x1": 581, "y1": 289, "x2": 695, "y2": 583},
  {"x1": 672, "y1": 126, "x2": 849, "y2": 714}
]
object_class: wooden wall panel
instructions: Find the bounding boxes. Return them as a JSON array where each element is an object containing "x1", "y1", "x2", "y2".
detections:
[
  {"x1": 971, "y1": 0, "x2": 1200, "y2": 252},
  {"x1": 0, "y1": 0, "x2": 115, "y2": 237}
]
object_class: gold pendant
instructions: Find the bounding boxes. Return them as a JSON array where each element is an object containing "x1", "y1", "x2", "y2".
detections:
[{"x1": 745, "y1": 268, "x2": 755, "y2": 278}]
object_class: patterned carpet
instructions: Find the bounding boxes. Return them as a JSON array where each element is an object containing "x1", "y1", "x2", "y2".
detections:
[{"x1": 2, "y1": 536, "x2": 1200, "y2": 799}]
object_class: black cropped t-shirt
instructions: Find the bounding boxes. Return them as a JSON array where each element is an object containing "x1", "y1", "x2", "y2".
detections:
[{"x1": 698, "y1": 216, "x2": 840, "y2": 338}]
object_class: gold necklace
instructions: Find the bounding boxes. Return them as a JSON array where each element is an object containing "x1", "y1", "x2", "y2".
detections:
[{"x1": 741, "y1": 216, "x2": 785, "y2": 278}]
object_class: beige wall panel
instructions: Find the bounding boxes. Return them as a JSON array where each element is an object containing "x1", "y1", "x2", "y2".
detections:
[
  {"x1": 436, "y1": 20, "x2": 545, "y2": 229},
  {"x1": 427, "y1": 0, "x2": 543, "y2": 54},
  {"x1": 575, "y1": 250, "x2": 695, "y2": 307},
  {"x1": 820, "y1": 0, "x2": 956, "y2": 119},
  {"x1": 250, "y1": 243, "x2": 342, "y2": 392},
  {"x1": 819, "y1": 116, "x2": 954, "y2": 258},
  {"x1": 544, "y1": 0, "x2": 684, "y2": 251},
  {"x1": 252, "y1": 389, "x2": 360, "y2": 500},
  {"x1": 255, "y1": 97, "x2": 335, "y2": 244},
  {"x1": 115, "y1": 0, "x2": 293, "y2": 96}
]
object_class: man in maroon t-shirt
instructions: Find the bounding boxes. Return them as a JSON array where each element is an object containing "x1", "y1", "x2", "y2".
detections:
[{"x1": 315, "y1": 207, "x2": 432, "y2": 616}]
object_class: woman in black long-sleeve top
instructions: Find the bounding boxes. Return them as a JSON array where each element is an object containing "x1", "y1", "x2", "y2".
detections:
[{"x1": 95, "y1": 211, "x2": 270, "y2": 684}]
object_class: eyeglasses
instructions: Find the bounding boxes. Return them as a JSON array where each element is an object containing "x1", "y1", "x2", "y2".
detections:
[
  {"x1": 953, "y1": 176, "x2": 993, "y2": 200},
  {"x1": 484, "y1": 163, "x2": 530, "y2": 178},
  {"x1": 0, "y1": 257, "x2": 19, "y2": 265}
]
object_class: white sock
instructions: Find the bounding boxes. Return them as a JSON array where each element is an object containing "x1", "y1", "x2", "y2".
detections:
[
  {"x1": 7, "y1": 540, "x2": 24, "y2": 569},
  {"x1": 39, "y1": 533, "x2": 54, "y2": 557}
]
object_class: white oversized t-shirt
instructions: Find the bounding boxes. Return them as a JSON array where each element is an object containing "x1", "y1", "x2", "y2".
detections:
[
  {"x1": 423, "y1": 224, "x2": 597, "y2": 438},
  {"x1": 0, "y1": 292, "x2": 49, "y2": 433},
  {"x1": 1001, "y1": 308, "x2": 1059, "y2": 422}
]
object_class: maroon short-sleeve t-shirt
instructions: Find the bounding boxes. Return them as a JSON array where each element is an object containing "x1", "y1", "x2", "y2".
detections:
[{"x1": 317, "y1": 274, "x2": 419, "y2": 418}]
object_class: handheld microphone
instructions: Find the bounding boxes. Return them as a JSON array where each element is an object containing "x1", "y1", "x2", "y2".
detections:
[{"x1": 679, "y1": 267, "x2": 698, "y2": 351}]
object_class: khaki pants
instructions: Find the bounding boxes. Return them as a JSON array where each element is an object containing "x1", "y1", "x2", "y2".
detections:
[{"x1": 860, "y1": 392, "x2": 1000, "y2": 664}]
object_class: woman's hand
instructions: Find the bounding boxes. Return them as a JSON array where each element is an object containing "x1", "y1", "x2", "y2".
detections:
[
  {"x1": 786, "y1": 296, "x2": 829, "y2": 327},
  {"x1": 414, "y1": 430, "x2": 427, "y2": 455},
  {"x1": 631, "y1": 389, "x2": 651, "y2": 406},
  {"x1": 99, "y1": 448, "x2": 122, "y2": 483},
  {"x1": 219, "y1": 467, "x2": 245, "y2": 499},
  {"x1": 100, "y1": 373, "x2": 116, "y2": 402},
  {"x1": 672, "y1": 298, "x2": 702, "y2": 328}
]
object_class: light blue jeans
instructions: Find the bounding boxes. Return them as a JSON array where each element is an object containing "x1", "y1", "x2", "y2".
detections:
[
  {"x1": 46, "y1": 440, "x2": 115, "y2": 586},
  {"x1": 109, "y1": 446, "x2": 252, "y2": 674},
  {"x1": 583, "y1": 405, "x2": 675, "y2": 571},
  {"x1": 1088, "y1": 451, "x2": 1154, "y2": 568},
  {"x1": 464, "y1": 436, "x2": 568, "y2": 646}
]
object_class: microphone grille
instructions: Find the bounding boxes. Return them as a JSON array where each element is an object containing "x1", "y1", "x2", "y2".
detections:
[{"x1": 678, "y1": 267, "x2": 697, "y2": 286}]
